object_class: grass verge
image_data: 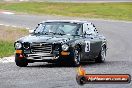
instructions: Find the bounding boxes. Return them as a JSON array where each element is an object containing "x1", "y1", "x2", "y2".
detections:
[
  {"x1": 0, "y1": 41, "x2": 14, "y2": 58},
  {"x1": 0, "y1": 26, "x2": 28, "y2": 58},
  {"x1": 0, "y1": 2, "x2": 132, "y2": 21}
]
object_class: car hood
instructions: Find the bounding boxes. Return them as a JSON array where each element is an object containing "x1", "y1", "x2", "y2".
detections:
[{"x1": 17, "y1": 35, "x2": 77, "y2": 44}]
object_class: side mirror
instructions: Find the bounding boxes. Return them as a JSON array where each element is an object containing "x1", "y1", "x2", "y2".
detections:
[
  {"x1": 84, "y1": 31, "x2": 92, "y2": 35},
  {"x1": 29, "y1": 29, "x2": 34, "y2": 34}
]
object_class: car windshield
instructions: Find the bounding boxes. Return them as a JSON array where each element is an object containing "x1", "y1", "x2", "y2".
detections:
[{"x1": 34, "y1": 22, "x2": 82, "y2": 35}]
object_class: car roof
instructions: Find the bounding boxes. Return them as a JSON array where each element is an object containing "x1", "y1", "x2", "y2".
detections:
[{"x1": 41, "y1": 20, "x2": 91, "y2": 24}]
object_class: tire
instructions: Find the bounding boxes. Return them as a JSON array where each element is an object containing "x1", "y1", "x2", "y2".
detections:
[
  {"x1": 72, "y1": 50, "x2": 81, "y2": 66},
  {"x1": 95, "y1": 46, "x2": 106, "y2": 63},
  {"x1": 15, "y1": 56, "x2": 28, "y2": 67}
]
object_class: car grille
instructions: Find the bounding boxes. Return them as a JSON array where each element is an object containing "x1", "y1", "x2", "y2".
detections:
[{"x1": 31, "y1": 42, "x2": 52, "y2": 54}]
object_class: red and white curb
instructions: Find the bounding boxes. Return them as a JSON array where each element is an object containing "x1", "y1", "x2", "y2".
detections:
[{"x1": 0, "y1": 56, "x2": 15, "y2": 63}]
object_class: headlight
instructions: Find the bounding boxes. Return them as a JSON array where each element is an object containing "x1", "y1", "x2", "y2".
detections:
[
  {"x1": 15, "y1": 42, "x2": 22, "y2": 49},
  {"x1": 62, "y1": 44, "x2": 69, "y2": 51}
]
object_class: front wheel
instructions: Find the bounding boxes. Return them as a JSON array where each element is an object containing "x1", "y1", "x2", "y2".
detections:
[
  {"x1": 72, "y1": 50, "x2": 81, "y2": 66},
  {"x1": 15, "y1": 56, "x2": 28, "y2": 67},
  {"x1": 95, "y1": 46, "x2": 106, "y2": 63}
]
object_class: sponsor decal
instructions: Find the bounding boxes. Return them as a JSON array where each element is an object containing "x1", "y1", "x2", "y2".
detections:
[{"x1": 76, "y1": 67, "x2": 131, "y2": 85}]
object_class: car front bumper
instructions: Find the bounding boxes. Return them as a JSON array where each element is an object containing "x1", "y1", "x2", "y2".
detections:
[{"x1": 15, "y1": 50, "x2": 73, "y2": 63}]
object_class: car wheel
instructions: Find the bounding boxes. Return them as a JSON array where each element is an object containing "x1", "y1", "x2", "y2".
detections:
[
  {"x1": 72, "y1": 50, "x2": 81, "y2": 66},
  {"x1": 95, "y1": 46, "x2": 106, "y2": 63},
  {"x1": 15, "y1": 56, "x2": 28, "y2": 67}
]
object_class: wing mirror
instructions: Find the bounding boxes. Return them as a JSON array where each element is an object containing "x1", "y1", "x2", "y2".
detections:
[
  {"x1": 83, "y1": 31, "x2": 92, "y2": 35},
  {"x1": 29, "y1": 29, "x2": 34, "y2": 34}
]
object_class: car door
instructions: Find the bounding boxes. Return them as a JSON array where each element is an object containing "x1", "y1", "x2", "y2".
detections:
[
  {"x1": 81, "y1": 23, "x2": 102, "y2": 61},
  {"x1": 89, "y1": 35, "x2": 102, "y2": 59}
]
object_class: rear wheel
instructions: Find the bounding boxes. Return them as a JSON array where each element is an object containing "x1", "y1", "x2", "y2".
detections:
[{"x1": 95, "y1": 46, "x2": 106, "y2": 63}]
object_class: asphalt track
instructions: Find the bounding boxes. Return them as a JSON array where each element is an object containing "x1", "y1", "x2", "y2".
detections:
[{"x1": 0, "y1": 13, "x2": 132, "y2": 88}]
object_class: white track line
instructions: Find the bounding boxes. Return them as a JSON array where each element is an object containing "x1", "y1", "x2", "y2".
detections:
[
  {"x1": 0, "y1": 56, "x2": 15, "y2": 63},
  {"x1": 0, "y1": 24, "x2": 4, "y2": 26},
  {"x1": 26, "y1": 27, "x2": 30, "y2": 30},
  {"x1": 0, "y1": 23, "x2": 30, "y2": 30},
  {"x1": 5, "y1": 25, "x2": 10, "y2": 27},
  {"x1": 12, "y1": 25, "x2": 17, "y2": 28},
  {"x1": 0, "y1": 11, "x2": 15, "y2": 15}
]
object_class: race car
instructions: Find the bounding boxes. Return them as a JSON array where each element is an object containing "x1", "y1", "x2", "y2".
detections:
[{"x1": 14, "y1": 20, "x2": 107, "y2": 67}]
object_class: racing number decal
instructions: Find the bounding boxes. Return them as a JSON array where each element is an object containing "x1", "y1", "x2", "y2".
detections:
[{"x1": 85, "y1": 41, "x2": 90, "y2": 52}]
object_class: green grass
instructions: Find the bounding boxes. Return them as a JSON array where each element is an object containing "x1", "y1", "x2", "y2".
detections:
[
  {"x1": 0, "y1": 26, "x2": 28, "y2": 58},
  {"x1": 0, "y1": 2, "x2": 132, "y2": 21},
  {"x1": 0, "y1": 41, "x2": 14, "y2": 58}
]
